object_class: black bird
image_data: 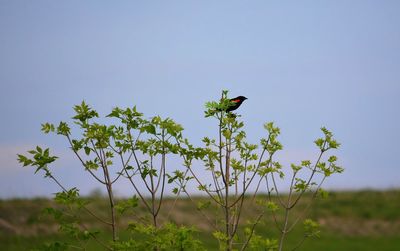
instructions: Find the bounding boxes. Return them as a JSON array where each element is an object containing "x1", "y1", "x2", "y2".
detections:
[{"x1": 226, "y1": 96, "x2": 247, "y2": 112}]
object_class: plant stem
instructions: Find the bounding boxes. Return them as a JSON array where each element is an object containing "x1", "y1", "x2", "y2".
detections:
[
  {"x1": 278, "y1": 207, "x2": 290, "y2": 251},
  {"x1": 278, "y1": 171, "x2": 297, "y2": 251},
  {"x1": 225, "y1": 151, "x2": 231, "y2": 249},
  {"x1": 150, "y1": 170, "x2": 157, "y2": 228},
  {"x1": 105, "y1": 168, "x2": 117, "y2": 242},
  {"x1": 100, "y1": 148, "x2": 117, "y2": 242}
]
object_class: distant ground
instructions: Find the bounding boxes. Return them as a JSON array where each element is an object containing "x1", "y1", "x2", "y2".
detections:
[{"x1": 1, "y1": 190, "x2": 400, "y2": 250}]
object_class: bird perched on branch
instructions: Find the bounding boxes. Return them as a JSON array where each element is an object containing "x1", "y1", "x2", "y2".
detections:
[{"x1": 226, "y1": 96, "x2": 247, "y2": 112}]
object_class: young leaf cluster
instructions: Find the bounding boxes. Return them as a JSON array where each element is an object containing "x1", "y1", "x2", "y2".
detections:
[{"x1": 17, "y1": 92, "x2": 343, "y2": 251}]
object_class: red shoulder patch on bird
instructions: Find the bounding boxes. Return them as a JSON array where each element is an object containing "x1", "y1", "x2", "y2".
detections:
[{"x1": 232, "y1": 99, "x2": 241, "y2": 103}]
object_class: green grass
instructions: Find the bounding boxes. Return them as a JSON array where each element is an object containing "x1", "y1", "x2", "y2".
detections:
[
  {"x1": 301, "y1": 235, "x2": 400, "y2": 251},
  {"x1": 2, "y1": 229, "x2": 399, "y2": 251},
  {"x1": 1, "y1": 190, "x2": 400, "y2": 251}
]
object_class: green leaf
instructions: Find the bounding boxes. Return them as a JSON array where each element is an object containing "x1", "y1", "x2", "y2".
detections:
[
  {"x1": 332, "y1": 164, "x2": 344, "y2": 174},
  {"x1": 41, "y1": 123, "x2": 55, "y2": 134},
  {"x1": 142, "y1": 124, "x2": 156, "y2": 135},
  {"x1": 294, "y1": 178, "x2": 308, "y2": 192},
  {"x1": 321, "y1": 127, "x2": 333, "y2": 138},
  {"x1": 18, "y1": 147, "x2": 58, "y2": 174},
  {"x1": 304, "y1": 219, "x2": 320, "y2": 237},
  {"x1": 42, "y1": 207, "x2": 63, "y2": 220},
  {"x1": 57, "y1": 121, "x2": 70, "y2": 136},
  {"x1": 17, "y1": 154, "x2": 33, "y2": 166},
  {"x1": 317, "y1": 188, "x2": 329, "y2": 199},
  {"x1": 328, "y1": 139, "x2": 340, "y2": 149},
  {"x1": 72, "y1": 101, "x2": 99, "y2": 123},
  {"x1": 84, "y1": 146, "x2": 91, "y2": 155},
  {"x1": 54, "y1": 188, "x2": 80, "y2": 205},
  {"x1": 116, "y1": 195, "x2": 139, "y2": 214},
  {"x1": 106, "y1": 107, "x2": 123, "y2": 118},
  {"x1": 266, "y1": 201, "x2": 279, "y2": 212},
  {"x1": 212, "y1": 231, "x2": 228, "y2": 242},
  {"x1": 71, "y1": 139, "x2": 83, "y2": 151},
  {"x1": 85, "y1": 160, "x2": 99, "y2": 170},
  {"x1": 314, "y1": 138, "x2": 325, "y2": 149},
  {"x1": 291, "y1": 163, "x2": 302, "y2": 172}
]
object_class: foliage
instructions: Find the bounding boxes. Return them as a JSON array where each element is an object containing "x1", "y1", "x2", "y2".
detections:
[
  {"x1": 17, "y1": 90, "x2": 343, "y2": 251},
  {"x1": 113, "y1": 222, "x2": 204, "y2": 251}
]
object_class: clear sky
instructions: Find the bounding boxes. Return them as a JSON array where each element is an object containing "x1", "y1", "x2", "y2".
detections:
[{"x1": 1, "y1": 1, "x2": 399, "y2": 198}]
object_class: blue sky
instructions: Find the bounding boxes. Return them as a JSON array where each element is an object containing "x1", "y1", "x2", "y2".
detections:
[{"x1": 1, "y1": 1, "x2": 399, "y2": 198}]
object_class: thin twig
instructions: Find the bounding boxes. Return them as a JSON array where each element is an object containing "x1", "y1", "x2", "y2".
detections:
[
  {"x1": 66, "y1": 136, "x2": 105, "y2": 184},
  {"x1": 290, "y1": 142, "x2": 326, "y2": 209},
  {"x1": 240, "y1": 213, "x2": 264, "y2": 251}
]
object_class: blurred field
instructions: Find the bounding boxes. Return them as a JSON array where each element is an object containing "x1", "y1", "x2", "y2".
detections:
[{"x1": 1, "y1": 190, "x2": 399, "y2": 250}]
